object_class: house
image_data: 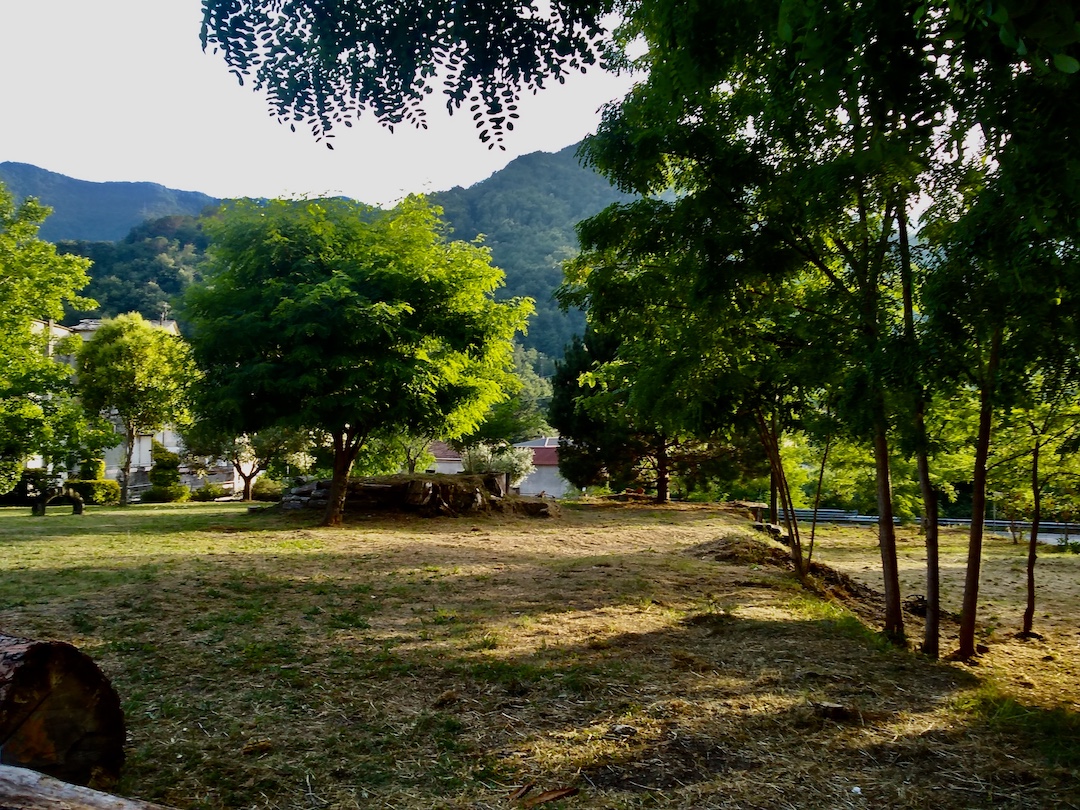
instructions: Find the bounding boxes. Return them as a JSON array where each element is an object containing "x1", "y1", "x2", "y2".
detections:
[
  {"x1": 513, "y1": 437, "x2": 573, "y2": 498},
  {"x1": 424, "y1": 437, "x2": 573, "y2": 498},
  {"x1": 428, "y1": 440, "x2": 463, "y2": 474},
  {"x1": 29, "y1": 318, "x2": 237, "y2": 496}
]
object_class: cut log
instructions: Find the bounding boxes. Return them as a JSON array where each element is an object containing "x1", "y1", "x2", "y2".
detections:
[
  {"x1": 0, "y1": 634, "x2": 125, "y2": 788},
  {"x1": 0, "y1": 764, "x2": 175, "y2": 809}
]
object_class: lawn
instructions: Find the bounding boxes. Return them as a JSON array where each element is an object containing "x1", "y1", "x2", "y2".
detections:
[{"x1": 0, "y1": 501, "x2": 1076, "y2": 809}]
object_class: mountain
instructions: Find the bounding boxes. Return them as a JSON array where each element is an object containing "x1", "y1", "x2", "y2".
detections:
[
  {"x1": 0, "y1": 162, "x2": 220, "y2": 242},
  {"x1": 431, "y1": 144, "x2": 635, "y2": 357},
  {"x1": 3, "y1": 146, "x2": 634, "y2": 357}
]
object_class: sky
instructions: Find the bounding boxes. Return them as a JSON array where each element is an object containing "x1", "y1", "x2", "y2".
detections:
[{"x1": 0, "y1": 1, "x2": 637, "y2": 206}]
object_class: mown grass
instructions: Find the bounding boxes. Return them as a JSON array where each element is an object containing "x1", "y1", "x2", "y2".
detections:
[{"x1": 0, "y1": 503, "x2": 1077, "y2": 809}]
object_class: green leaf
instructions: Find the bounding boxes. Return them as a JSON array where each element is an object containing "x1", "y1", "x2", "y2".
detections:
[{"x1": 1052, "y1": 52, "x2": 1080, "y2": 73}]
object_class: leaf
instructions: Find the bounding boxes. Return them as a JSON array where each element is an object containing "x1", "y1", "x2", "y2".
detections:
[
  {"x1": 508, "y1": 783, "x2": 534, "y2": 801},
  {"x1": 1052, "y1": 52, "x2": 1080, "y2": 73}
]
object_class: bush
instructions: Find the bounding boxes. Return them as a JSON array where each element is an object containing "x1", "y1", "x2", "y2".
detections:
[
  {"x1": 460, "y1": 443, "x2": 535, "y2": 486},
  {"x1": 78, "y1": 458, "x2": 106, "y2": 481},
  {"x1": 0, "y1": 469, "x2": 56, "y2": 506},
  {"x1": 149, "y1": 440, "x2": 182, "y2": 487},
  {"x1": 251, "y1": 477, "x2": 284, "y2": 501},
  {"x1": 192, "y1": 482, "x2": 230, "y2": 502},
  {"x1": 141, "y1": 484, "x2": 190, "y2": 503},
  {"x1": 65, "y1": 479, "x2": 121, "y2": 505}
]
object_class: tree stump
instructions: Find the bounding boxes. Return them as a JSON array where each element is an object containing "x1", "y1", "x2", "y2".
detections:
[{"x1": 0, "y1": 634, "x2": 125, "y2": 788}]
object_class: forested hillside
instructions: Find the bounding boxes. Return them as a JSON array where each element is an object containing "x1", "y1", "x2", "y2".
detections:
[
  {"x1": 0, "y1": 162, "x2": 219, "y2": 242},
  {"x1": 5, "y1": 146, "x2": 632, "y2": 358},
  {"x1": 432, "y1": 144, "x2": 634, "y2": 357}
]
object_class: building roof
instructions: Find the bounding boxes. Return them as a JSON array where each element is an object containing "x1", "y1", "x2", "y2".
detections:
[
  {"x1": 429, "y1": 440, "x2": 461, "y2": 461},
  {"x1": 515, "y1": 436, "x2": 561, "y2": 448},
  {"x1": 529, "y1": 446, "x2": 559, "y2": 466}
]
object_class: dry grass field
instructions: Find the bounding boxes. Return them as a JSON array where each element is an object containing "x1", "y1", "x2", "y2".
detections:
[{"x1": 0, "y1": 500, "x2": 1077, "y2": 809}]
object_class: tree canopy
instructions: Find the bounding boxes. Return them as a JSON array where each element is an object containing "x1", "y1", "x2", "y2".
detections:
[
  {"x1": 76, "y1": 313, "x2": 195, "y2": 505},
  {"x1": 0, "y1": 183, "x2": 94, "y2": 492},
  {"x1": 200, "y1": 0, "x2": 612, "y2": 147},
  {"x1": 183, "y1": 196, "x2": 530, "y2": 525}
]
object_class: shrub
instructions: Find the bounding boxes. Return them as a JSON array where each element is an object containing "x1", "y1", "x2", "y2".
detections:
[
  {"x1": 192, "y1": 482, "x2": 229, "y2": 502},
  {"x1": 460, "y1": 443, "x2": 535, "y2": 486},
  {"x1": 149, "y1": 440, "x2": 182, "y2": 487},
  {"x1": 78, "y1": 458, "x2": 106, "y2": 481},
  {"x1": 0, "y1": 469, "x2": 55, "y2": 506},
  {"x1": 65, "y1": 479, "x2": 121, "y2": 505},
  {"x1": 142, "y1": 484, "x2": 190, "y2": 503},
  {"x1": 251, "y1": 477, "x2": 284, "y2": 501}
]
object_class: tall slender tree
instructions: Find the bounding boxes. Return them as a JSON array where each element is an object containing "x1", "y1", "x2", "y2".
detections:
[{"x1": 76, "y1": 314, "x2": 195, "y2": 505}]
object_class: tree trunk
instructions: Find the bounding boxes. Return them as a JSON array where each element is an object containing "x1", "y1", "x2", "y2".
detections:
[
  {"x1": 239, "y1": 470, "x2": 257, "y2": 501},
  {"x1": 897, "y1": 199, "x2": 940, "y2": 658},
  {"x1": 872, "y1": 410, "x2": 905, "y2": 642},
  {"x1": 654, "y1": 436, "x2": 670, "y2": 503},
  {"x1": 754, "y1": 410, "x2": 806, "y2": 580},
  {"x1": 0, "y1": 764, "x2": 175, "y2": 810},
  {"x1": 118, "y1": 427, "x2": 136, "y2": 506},
  {"x1": 769, "y1": 467, "x2": 778, "y2": 525},
  {"x1": 958, "y1": 326, "x2": 1003, "y2": 658},
  {"x1": 808, "y1": 431, "x2": 831, "y2": 568},
  {"x1": 915, "y1": 399, "x2": 941, "y2": 658},
  {"x1": 322, "y1": 429, "x2": 364, "y2": 527},
  {"x1": 1023, "y1": 440, "x2": 1041, "y2": 636},
  {"x1": 0, "y1": 635, "x2": 125, "y2": 788}
]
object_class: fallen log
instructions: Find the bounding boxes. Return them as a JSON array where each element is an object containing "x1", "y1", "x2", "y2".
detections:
[
  {"x1": 0, "y1": 634, "x2": 125, "y2": 788},
  {"x1": 0, "y1": 764, "x2": 175, "y2": 809}
]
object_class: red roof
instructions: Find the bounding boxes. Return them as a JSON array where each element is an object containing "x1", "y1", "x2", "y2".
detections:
[
  {"x1": 429, "y1": 441, "x2": 461, "y2": 461},
  {"x1": 531, "y1": 446, "x2": 559, "y2": 466}
]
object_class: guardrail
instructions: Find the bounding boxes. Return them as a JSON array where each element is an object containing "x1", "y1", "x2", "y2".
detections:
[{"x1": 775, "y1": 509, "x2": 1079, "y2": 538}]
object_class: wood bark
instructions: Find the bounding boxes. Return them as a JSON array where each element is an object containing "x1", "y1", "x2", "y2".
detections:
[
  {"x1": 0, "y1": 764, "x2": 175, "y2": 810},
  {"x1": 654, "y1": 436, "x2": 670, "y2": 503},
  {"x1": 872, "y1": 412, "x2": 905, "y2": 641},
  {"x1": 897, "y1": 199, "x2": 940, "y2": 658},
  {"x1": 0, "y1": 635, "x2": 125, "y2": 788},
  {"x1": 958, "y1": 326, "x2": 1003, "y2": 658},
  {"x1": 1023, "y1": 438, "x2": 1042, "y2": 636}
]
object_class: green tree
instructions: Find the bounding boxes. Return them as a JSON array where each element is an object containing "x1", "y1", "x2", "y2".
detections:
[
  {"x1": 183, "y1": 422, "x2": 312, "y2": 501},
  {"x1": 59, "y1": 215, "x2": 210, "y2": 324},
  {"x1": 184, "y1": 196, "x2": 530, "y2": 526},
  {"x1": 76, "y1": 313, "x2": 195, "y2": 505},
  {"x1": 459, "y1": 342, "x2": 553, "y2": 446},
  {"x1": 0, "y1": 183, "x2": 94, "y2": 491}
]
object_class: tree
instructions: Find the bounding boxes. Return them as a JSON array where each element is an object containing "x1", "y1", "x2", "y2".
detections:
[
  {"x1": 0, "y1": 183, "x2": 94, "y2": 492},
  {"x1": 458, "y1": 343, "x2": 552, "y2": 446},
  {"x1": 549, "y1": 331, "x2": 650, "y2": 493},
  {"x1": 59, "y1": 215, "x2": 209, "y2": 325},
  {"x1": 76, "y1": 313, "x2": 195, "y2": 505},
  {"x1": 183, "y1": 196, "x2": 530, "y2": 526},
  {"x1": 460, "y1": 442, "x2": 535, "y2": 486},
  {"x1": 182, "y1": 422, "x2": 312, "y2": 501},
  {"x1": 200, "y1": 0, "x2": 611, "y2": 146}
]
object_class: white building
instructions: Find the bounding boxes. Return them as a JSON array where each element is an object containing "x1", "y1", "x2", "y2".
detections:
[{"x1": 513, "y1": 437, "x2": 572, "y2": 498}]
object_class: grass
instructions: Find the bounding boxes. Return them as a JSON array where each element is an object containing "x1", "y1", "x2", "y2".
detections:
[{"x1": 1, "y1": 502, "x2": 1078, "y2": 809}]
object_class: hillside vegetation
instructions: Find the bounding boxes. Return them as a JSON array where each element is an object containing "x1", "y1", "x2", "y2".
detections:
[
  {"x1": 5, "y1": 147, "x2": 632, "y2": 358},
  {"x1": 0, "y1": 162, "x2": 218, "y2": 243}
]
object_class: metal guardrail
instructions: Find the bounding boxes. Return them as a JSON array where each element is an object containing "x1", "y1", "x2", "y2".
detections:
[{"x1": 776, "y1": 508, "x2": 1080, "y2": 538}]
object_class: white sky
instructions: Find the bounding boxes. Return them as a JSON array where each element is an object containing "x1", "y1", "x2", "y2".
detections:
[{"x1": 0, "y1": 1, "x2": 636, "y2": 206}]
